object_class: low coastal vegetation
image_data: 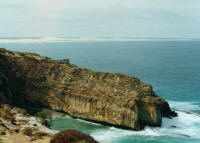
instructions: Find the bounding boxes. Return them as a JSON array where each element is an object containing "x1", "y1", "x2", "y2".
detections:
[
  {"x1": 0, "y1": 103, "x2": 99, "y2": 143},
  {"x1": 34, "y1": 111, "x2": 51, "y2": 128},
  {"x1": 0, "y1": 104, "x2": 54, "y2": 142},
  {"x1": 0, "y1": 131, "x2": 6, "y2": 136},
  {"x1": 50, "y1": 129, "x2": 98, "y2": 143},
  {"x1": 23, "y1": 127, "x2": 34, "y2": 136},
  {"x1": 34, "y1": 112, "x2": 48, "y2": 119}
]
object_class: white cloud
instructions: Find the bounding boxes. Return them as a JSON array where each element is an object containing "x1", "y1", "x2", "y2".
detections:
[
  {"x1": 1, "y1": 0, "x2": 200, "y2": 37},
  {"x1": 33, "y1": 0, "x2": 69, "y2": 14}
]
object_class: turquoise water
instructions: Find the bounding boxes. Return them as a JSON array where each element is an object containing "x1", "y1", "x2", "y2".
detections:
[{"x1": 1, "y1": 40, "x2": 200, "y2": 143}]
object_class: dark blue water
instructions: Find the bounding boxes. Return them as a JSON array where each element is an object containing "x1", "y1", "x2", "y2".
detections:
[{"x1": 1, "y1": 41, "x2": 200, "y2": 143}]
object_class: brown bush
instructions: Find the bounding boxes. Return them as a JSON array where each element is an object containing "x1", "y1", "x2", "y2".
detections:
[
  {"x1": 22, "y1": 127, "x2": 33, "y2": 136},
  {"x1": 50, "y1": 130, "x2": 98, "y2": 143},
  {"x1": 0, "y1": 131, "x2": 6, "y2": 135},
  {"x1": 36, "y1": 131, "x2": 48, "y2": 137}
]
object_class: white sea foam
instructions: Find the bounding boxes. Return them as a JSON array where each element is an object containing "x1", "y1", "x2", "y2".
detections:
[
  {"x1": 168, "y1": 100, "x2": 200, "y2": 111},
  {"x1": 91, "y1": 110, "x2": 200, "y2": 142},
  {"x1": 76, "y1": 118, "x2": 102, "y2": 126},
  {"x1": 0, "y1": 37, "x2": 196, "y2": 43}
]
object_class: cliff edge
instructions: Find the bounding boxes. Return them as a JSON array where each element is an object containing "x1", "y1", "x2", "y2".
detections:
[{"x1": 0, "y1": 48, "x2": 176, "y2": 130}]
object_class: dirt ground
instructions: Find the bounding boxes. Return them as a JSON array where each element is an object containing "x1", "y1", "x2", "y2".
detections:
[{"x1": 5, "y1": 133, "x2": 51, "y2": 143}]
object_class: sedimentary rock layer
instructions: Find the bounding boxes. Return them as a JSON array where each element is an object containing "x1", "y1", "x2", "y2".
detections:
[{"x1": 0, "y1": 48, "x2": 176, "y2": 130}]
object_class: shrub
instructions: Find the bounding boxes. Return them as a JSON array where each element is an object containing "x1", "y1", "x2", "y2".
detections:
[
  {"x1": 23, "y1": 127, "x2": 33, "y2": 136},
  {"x1": 0, "y1": 48, "x2": 6, "y2": 53},
  {"x1": 0, "y1": 131, "x2": 6, "y2": 135},
  {"x1": 50, "y1": 129, "x2": 98, "y2": 143},
  {"x1": 34, "y1": 112, "x2": 48, "y2": 119},
  {"x1": 4, "y1": 108, "x2": 11, "y2": 113},
  {"x1": 36, "y1": 131, "x2": 48, "y2": 137},
  {"x1": 77, "y1": 141, "x2": 87, "y2": 143},
  {"x1": 11, "y1": 118, "x2": 17, "y2": 125},
  {"x1": 14, "y1": 129, "x2": 19, "y2": 133}
]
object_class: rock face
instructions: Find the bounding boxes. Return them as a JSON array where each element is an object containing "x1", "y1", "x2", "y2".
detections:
[
  {"x1": 0, "y1": 59, "x2": 12, "y2": 104},
  {"x1": 0, "y1": 48, "x2": 176, "y2": 130}
]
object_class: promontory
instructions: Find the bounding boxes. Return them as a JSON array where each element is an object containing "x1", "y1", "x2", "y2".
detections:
[{"x1": 0, "y1": 48, "x2": 176, "y2": 131}]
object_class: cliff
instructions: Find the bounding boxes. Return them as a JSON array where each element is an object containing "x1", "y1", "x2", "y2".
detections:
[
  {"x1": 0, "y1": 62, "x2": 12, "y2": 104},
  {"x1": 0, "y1": 48, "x2": 176, "y2": 130}
]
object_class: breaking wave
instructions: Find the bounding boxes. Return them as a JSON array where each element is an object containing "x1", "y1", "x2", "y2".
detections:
[
  {"x1": 51, "y1": 101, "x2": 200, "y2": 143},
  {"x1": 89, "y1": 101, "x2": 200, "y2": 142},
  {"x1": 168, "y1": 100, "x2": 200, "y2": 111},
  {"x1": 91, "y1": 111, "x2": 200, "y2": 142}
]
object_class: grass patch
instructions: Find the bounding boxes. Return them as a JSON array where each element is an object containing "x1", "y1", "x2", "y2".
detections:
[
  {"x1": 34, "y1": 112, "x2": 48, "y2": 119},
  {"x1": 23, "y1": 127, "x2": 33, "y2": 136}
]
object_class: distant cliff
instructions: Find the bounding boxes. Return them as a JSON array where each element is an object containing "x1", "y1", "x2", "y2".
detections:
[{"x1": 0, "y1": 48, "x2": 176, "y2": 130}]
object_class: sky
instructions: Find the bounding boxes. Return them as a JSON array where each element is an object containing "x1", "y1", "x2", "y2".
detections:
[{"x1": 1, "y1": 0, "x2": 200, "y2": 38}]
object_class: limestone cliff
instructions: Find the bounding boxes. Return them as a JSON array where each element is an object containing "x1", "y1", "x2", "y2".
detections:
[
  {"x1": 0, "y1": 48, "x2": 176, "y2": 130},
  {"x1": 0, "y1": 60, "x2": 12, "y2": 104}
]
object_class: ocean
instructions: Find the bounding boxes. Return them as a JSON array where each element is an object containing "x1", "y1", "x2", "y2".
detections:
[{"x1": 1, "y1": 39, "x2": 200, "y2": 143}]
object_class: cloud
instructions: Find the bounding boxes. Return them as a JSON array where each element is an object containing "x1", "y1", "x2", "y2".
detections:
[
  {"x1": 32, "y1": 0, "x2": 69, "y2": 14},
  {"x1": 0, "y1": 3, "x2": 25, "y2": 10},
  {"x1": 1, "y1": 0, "x2": 200, "y2": 37}
]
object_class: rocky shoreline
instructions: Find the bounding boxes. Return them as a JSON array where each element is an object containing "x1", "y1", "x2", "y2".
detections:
[
  {"x1": 0, "y1": 48, "x2": 177, "y2": 132},
  {"x1": 0, "y1": 104, "x2": 56, "y2": 143},
  {"x1": 0, "y1": 103, "x2": 99, "y2": 143}
]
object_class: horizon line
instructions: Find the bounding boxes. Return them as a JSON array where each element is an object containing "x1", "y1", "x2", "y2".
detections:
[
  {"x1": 0, "y1": 37, "x2": 200, "y2": 43},
  {"x1": 0, "y1": 37, "x2": 200, "y2": 39}
]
